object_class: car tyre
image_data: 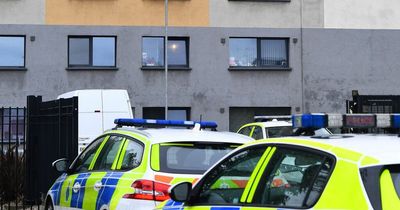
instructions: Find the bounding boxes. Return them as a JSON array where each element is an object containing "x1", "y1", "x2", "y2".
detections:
[{"x1": 45, "y1": 198, "x2": 54, "y2": 210}]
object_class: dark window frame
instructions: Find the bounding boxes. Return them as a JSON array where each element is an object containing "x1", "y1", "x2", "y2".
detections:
[
  {"x1": 142, "y1": 107, "x2": 191, "y2": 121},
  {"x1": 67, "y1": 35, "x2": 117, "y2": 70},
  {"x1": 141, "y1": 36, "x2": 191, "y2": 71},
  {"x1": 228, "y1": 37, "x2": 290, "y2": 71},
  {"x1": 0, "y1": 35, "x2": 26, "y2": 70}
]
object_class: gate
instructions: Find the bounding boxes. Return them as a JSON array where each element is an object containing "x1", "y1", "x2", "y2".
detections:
[
  {"x1": 347, "y1": 94, "x2": 400, "y2": 133},
  {"x1": 347, "y1": 94, "x2": 400, "y2": 114},
  {"x1": 24, "y1": 96, "x2": 78, "y2": 206}
]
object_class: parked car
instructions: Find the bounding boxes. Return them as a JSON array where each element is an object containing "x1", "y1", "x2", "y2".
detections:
[
  {"x1": 237, "y1": 115, "x2": 331, "y2": 140},
  {"x1": 45, "y1": 118, "x2": 253, "y2": 210}
]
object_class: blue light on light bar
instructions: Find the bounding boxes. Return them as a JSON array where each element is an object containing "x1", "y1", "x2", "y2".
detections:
[
  {"x1": 392, "y1": 114, "x2": 400, "y2": 128},
  {"x1": 114, "y1": 118, "x2": 218, "y2": 129},
  {"x1": 292, "y1": 114, "x2": 327, "y2": 129}
]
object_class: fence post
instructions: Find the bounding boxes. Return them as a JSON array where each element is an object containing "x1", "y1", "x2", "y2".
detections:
[{"x1": 24, "y1": 95, "x2": 41, "y2": 205}]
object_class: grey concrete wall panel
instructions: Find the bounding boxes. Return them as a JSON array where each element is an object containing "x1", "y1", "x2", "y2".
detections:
[
  {"x1": 302, "y1": 29, "x2": 400, "y2": 113},
  {"x1": 0, "y1": 0, "x2": 44, "y2": 24},
  {"x1": 302, "y1": 0, "x2": 324, "y2": 28},
  {"x1": 210, "y1": 0, "x2": 324, "y2": 28},
  {"x1": 324, "y1": 0, "x2": 400, "y2": 29},
  {"x1": 0, "y1": 25, "x2": 302, "y2": 131}
]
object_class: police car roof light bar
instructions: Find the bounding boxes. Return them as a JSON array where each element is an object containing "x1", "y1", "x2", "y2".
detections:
[
  {"x1": 114, "y1": 118, "x2": 218, "y2": 129},
  {"x1": 293, "y1": 113, "x2": 400, "y2": 129}
]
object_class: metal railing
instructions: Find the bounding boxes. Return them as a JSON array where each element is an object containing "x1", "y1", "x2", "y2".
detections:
[{"x1": 0, "y1": 107, "x2": 40, "y2": 209}]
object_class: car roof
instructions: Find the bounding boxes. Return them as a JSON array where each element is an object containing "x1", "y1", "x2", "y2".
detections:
[
  {"x1": 243, "y1": 121, "x2": 292, "y2": 128},
  {"x1": 252, "y1": 134, "x2": 400, "y2": 166},
  {"x1": 114, "y1": 127, "x2": 253, "y2": 144}
]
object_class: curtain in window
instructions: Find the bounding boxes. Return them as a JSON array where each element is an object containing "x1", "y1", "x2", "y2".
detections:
[{"x1": 260, "y1": 39, "x2": 287, "y2": 67}]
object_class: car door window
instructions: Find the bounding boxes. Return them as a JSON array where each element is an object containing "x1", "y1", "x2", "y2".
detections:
[
  {"x1": 71, "y1": 136, "x2": 106, "y2": 173},
  {"x1": 252, "y1": 126, "x2": 263, "y2": 140},
  {"x1": 119, "y1": 139, "x2": 144, "y2": 170},
  {"x1": 190, "y1": 146, "x2": 268, "y2": 205},
  {"x1": 238, "y1": 126, "x2": 253, "y2": 137},
  {"x1": 93, "y1": 135, "x2": 125, "y2": 170},
  {"x1": 252, "y1": 147, "x2": 334, "y2": 208}
]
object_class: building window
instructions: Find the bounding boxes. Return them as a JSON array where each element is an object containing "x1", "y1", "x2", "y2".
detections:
[
  {"x1": 142, "y1": 37, "x2": 189, "y2": 68},
  {"x1": 68, "y1": 36, "x2": 116, "y2": 68},
  {"x1": 0, "y1": 36, "x2": 25, "y2": 68},
  {"x1": 229, "y1": 38, "x2": 289, "y2": 70},
  {"x1": 143, "y1": 107, "x2": 191, "y2": 121}
]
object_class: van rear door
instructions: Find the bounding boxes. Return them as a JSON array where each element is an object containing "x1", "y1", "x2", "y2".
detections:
[
  {"x1": 102, "y1": 90, "x2": 133, "y2": 132},
  {"x1": 78, "y1": 90, "x2": 103, "y2": 146}
]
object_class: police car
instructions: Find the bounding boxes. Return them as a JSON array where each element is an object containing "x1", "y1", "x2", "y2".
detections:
[
  {"x1": 45, "y1": 119, "x2": 253, "y2": 210},
  {"x1": 160, "y1": 113, "x2": 400, "y2": 210},
  {"x1": 237, "y1": 115, "x2": 331, "y2": 140}
]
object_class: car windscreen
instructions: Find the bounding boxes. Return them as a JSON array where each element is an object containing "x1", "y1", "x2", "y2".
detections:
[
  {"x1": 158, "y1": 142, "x2": 239, "y2": 174},
  {"x1": 265, "y1": 126, "x2": 293, "y2": 138}
]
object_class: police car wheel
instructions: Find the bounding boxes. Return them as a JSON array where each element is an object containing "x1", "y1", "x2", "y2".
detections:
[{"x1": 45, "y1": 199, "x2": 53, "y2": 210}]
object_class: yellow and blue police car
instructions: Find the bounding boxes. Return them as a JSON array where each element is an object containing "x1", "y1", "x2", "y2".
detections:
[
  {"x1": 237, "y1": 116, "x2": 331, "y2": 140},
  {"x1": 160, "y1": 113, "x2": 400, "y2": 210},
  {"x1": 45, "y1": 118, "x2": 253, "y2": 210}
]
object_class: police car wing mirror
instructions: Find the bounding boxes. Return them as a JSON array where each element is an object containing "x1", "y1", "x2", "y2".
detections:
[
  {"x1": 169, "y1": 182, "x2": 192, "y2": 202},
  {"x1": 52, "y1": 158, "x2": 69, "y2": 173}
]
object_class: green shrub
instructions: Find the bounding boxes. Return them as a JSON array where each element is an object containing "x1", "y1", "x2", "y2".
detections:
[{"x1": 0, "y1": 146, "x2": 25, "y2": 203}]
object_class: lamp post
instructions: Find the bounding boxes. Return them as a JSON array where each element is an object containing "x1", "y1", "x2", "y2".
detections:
[{"x1": 164, "y1": 0, "x2": 169, "y2": 120}]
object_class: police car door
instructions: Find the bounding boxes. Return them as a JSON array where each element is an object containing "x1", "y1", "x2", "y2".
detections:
[
  {"x1": 83, "y1": 135, "x2": 126, "y2": 210},
  {"x1": 246, "y1": 145, "x2": 334, "y2": 209},
  {"x1": 176, "y1": 145, "x2": 275, "y2": 210},
  {"x1": 57, "y1": 135, "x2": 108, "y2": 209},
  {"x1": 59, "y1": 135, "x2": 125, "y2": 210}
]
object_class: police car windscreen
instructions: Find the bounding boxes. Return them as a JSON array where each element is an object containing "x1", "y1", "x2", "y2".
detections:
[
  {"x1": 266, "y1": 126, "x2": 293, "y2": 138},
  {"x1": 158, "y1": 142, "x2": 238, "y2": 174}
]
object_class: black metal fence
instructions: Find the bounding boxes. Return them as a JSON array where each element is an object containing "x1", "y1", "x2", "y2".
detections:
[
  {"x1": 0, "y1": 107, "x2": 36, "y2": 209},
  {"x1": 24, "y1": 96, "x2": 78, "y2": 206},
  {"x1": 0, "y1": 96, "x2": 78, "y2": 209}
]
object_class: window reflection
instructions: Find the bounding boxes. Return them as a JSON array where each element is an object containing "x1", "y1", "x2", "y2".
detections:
[
  {"x1": 142, "y1": 37, "x2": 164, "y2": 66},
  {"x1": 142, "y1": 37, "x2": 188, "y2": 67},
  {"x1": 93, "y1": 37, "x2": 115, "y2": 66},
  {"x1": 229, "y1": 38, "x2": 289, "y2": 68},
  {"x1": 0, "y1": 36, "x2": 25, "y2": 67},
  {"x1": 229, "y1": 38, "x2": 257, "y2": 67},
  {"x1": 68, "y1": 36, "x2": 116, "y2": 67}
]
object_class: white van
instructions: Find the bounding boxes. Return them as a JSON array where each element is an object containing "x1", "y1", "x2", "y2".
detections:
[{"x1": 57, "y1": 89, "x2": 133, "y2": 152}]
